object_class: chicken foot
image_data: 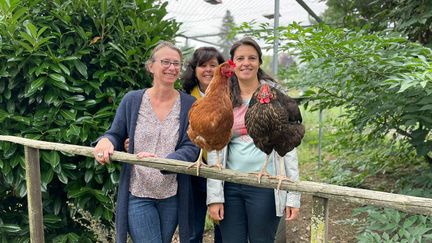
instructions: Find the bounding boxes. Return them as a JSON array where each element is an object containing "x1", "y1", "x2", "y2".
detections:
[
  {"x1": 209, "y1": 150, "x2": 223, "y2": 171},
  {"x1": 273, "y1": 153, "x2": 293, "y2": 190},
  {"x1": 249, "y1": 154, "x2": 271, "y2": 184},
  {"x1": 187, "y1": 149, "x2": 208, "y2": 176}
]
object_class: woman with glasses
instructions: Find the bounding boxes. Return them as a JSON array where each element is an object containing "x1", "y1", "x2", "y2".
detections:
[{"x1": 93, "y1": 41, "x2": 200, "y2": 243}]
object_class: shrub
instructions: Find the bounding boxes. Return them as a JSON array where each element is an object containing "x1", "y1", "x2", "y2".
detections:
[{"x1": 0, "y1": 0, "x2": 179, "y2": 240}]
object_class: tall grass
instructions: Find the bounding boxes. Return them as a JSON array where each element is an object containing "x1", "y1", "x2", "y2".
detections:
[{"x1": 297, "y1": 105, "x2": 344, "y2": 180}]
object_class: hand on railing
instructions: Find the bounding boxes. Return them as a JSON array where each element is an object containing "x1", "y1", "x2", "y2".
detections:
[{"x1": 94, "y1": 137, "x2": 114, "y2": 164}]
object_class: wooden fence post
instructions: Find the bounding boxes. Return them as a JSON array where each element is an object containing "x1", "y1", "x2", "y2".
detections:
[
  {"x1": 24, "y1": 146, "x2": 45, "y2": 243},
  {"x1": 310, "y1": 196, "x2": 328, "y2": 243}
]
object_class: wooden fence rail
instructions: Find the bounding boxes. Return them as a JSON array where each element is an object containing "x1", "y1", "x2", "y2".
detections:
[{"x1": 1, "y1": 135, "x2": 432, "y2": 243}]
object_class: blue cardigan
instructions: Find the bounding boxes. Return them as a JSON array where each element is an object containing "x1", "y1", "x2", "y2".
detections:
[{"x1": 99, "y1": 89, "x2": 199, "y2": 242}]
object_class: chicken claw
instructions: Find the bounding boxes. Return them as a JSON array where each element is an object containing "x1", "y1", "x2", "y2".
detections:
[
  {"x1": 209, "y1": 151, "x2": 223, "y2": 171},
  {"x1": 273, "y1": 175, "x2": 293, "y2": 191},
  {"x1": 187, "y1": 149, "x2": 207, "y2": 176},
  {"x1": 210, "y1": 162, "x2": 223, "y2": 171},
  {"x1": 257, "y1": 169, "x2": 271, "y2": 184}
]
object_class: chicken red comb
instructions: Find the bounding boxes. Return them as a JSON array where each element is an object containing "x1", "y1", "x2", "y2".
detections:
[
  {"x1": 221, "y1": 60, "x2": 235, "y2": 77},
  {"x1": 227, "y1": 59, "x2": 236, "y2": 67}
]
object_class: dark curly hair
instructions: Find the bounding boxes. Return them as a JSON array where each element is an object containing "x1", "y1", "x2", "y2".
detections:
[
  {"x1": 181, "y1": 47, "x2": 225, "y2": 94},
  {"x1": 229, "y1": 37, "x2": 275, "y2": 107}
]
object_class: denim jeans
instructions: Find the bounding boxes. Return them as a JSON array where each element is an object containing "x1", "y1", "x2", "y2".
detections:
[
  {"x1": 128, "y1": 193, "x2": 178, "y2": 243},
  {"x1": 219, "y1": 182, "x2": 281, "y2": 243},
  {"x1": 189, "y1": 176, "x2": 207, "y2": 243},
  {"x1": 189, "y1": 176, "x2": 223, "y2": 243}
]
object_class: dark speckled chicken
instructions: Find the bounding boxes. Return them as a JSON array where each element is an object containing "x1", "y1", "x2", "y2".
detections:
[{"x1": 245, "y1": 83, "x2": 305, "y2": 186}]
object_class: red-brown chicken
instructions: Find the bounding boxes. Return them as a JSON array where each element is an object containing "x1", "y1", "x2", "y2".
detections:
[
  {"x1": 187, "y1": 60, "x2": 236, "y2": 175},
  {"x1": 245, "y1": 83, "x2": 305, "y2": 188}
]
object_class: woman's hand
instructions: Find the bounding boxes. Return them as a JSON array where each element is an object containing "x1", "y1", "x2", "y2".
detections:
[
  {"x1": 94, "y1": 137, "x2": 114, "y2": 165},
  {"x1": 136, "y1": 152, "x2": 157, "y2": 159},
  {"x1": 285, "y1": 207, "x2": 300, "y2": 221},
  {"x1": 124, "y1": 138, "x2": 129, "y2": 152},
  {"x1": 208, "y1": 203, "x2": 224, "y2": 222}
]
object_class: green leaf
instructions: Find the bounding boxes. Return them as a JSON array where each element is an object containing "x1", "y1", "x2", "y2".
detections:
[
  {"x1": 67, "y1": 233, "x2": 80, "y2": 242},
  {"x1": 17, "y1": 181, "x2": 27, "y2": 197},
  {"x1": 43, "y1": 214, "x2": 62, "y2": 224},
  {"x1": 110, "y1": 172, "x2": 119, "y2": 184},
  {"x1": 24, "y1": 21, "x2": 38, "y2": 38},
  {"x1": 58, "y1": 170, "x2": 68, "y2": 184},
  {"x1": 0, "y1": 109, "x2": 10, "y2": 122},
  {"x1": 0, "y1": 224, "x2": 21, "y2": 233},
  {"x1": 73, "y1": 60, "x2": 88, "y2": 78},
  {"x1": 10, "y1": 154, "x2": 21, "y2": 168},
  {"x1": 59, "y1": 109, "x2": 76, "y2": 121},
  {"x1": 62, "y1": 163, "x2": 77, "y2": 170},
  {"x1": 69, "y1": 188, "x2": 91, "y2": 198},
  {"x1": 41, "y1": 169, "x2": 54, "y2": 188},
  {"x1": 65, "y1": 95, "x2": 85, "y2": 103},
  {"x1": 42, "y1": 150, "x2": 60, "y2": 168},
  {"x1": 17, "y1": 40, "x2": 33, "y2": 52},
  {"x1": 49, "y1": 73, "x2": 66, "y2": 83},
  {"x1": 3, "y1": 142, "x2": 16, "y2": 159},
  {"x1": 44, "y1": 90, "x2": 58, "y2": 104},
  {"x1": 36, "y1": 26, "x2": 48, "y2": 39},
  {"x1": 11, "y1": 115, "x2": 31, "y2": 125},
  {"x1": 54, "y1": 198, "x2": 62, "y2": 215},
  {"x1": 419, "y1": 104, "x2": 432, "y2": 111},
  {"x1": 58, "y1": 63, "x2": 70, "y2": 76},
  {"x1": 26, "y1": 76, "x2": 46, "y2": 97},
  {"x1": 93, "y1": 190, "x2": 110, "y2": 203},
  {"x1": 19, "y1": 31, "x2": 36, "y2": 46},
  {"x1": 84, "y1": 170, "x2": 93, "y2": 183}
]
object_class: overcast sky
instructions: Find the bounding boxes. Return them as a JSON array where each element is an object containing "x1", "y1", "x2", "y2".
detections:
[{"x1": 164, "y1": 0, "x2": 327, "y2": 48}]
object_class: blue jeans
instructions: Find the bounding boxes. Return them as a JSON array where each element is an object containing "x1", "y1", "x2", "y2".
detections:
[
  {"x1": 189, "y1": 176, "x2": 207, "y2": 243},
  {"x1": 128, "y1": 193, "x2": 178, "y2": 243},
  {"x1": 219, "y1": 182, "x2": 281, "y2": 243},
  {"x1": 189, "y1": 176, "x2": 223, "y2": 243}
]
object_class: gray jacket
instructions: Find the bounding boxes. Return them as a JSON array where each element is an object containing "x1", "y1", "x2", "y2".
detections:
[{"x1": 206, "y1": 148, "x2": 301, "y2": 217}]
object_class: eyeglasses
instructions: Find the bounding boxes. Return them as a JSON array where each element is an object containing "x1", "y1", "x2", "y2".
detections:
[{"x1": 158, "y1": 59, "x2": 181, "y2": 68}]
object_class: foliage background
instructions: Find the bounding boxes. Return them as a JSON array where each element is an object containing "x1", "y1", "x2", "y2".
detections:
[{"x1": 0, "y1": 0, "x2": 179, "y2": 241}]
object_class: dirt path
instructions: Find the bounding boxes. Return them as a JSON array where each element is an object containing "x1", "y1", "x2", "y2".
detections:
[{"x1": 285, "y1": 194, "x2": 359, "y2": 243}]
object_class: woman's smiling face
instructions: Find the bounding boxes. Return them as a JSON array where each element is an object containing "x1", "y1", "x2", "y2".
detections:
[
  {"x1": 232, "y1": 44, "x2": 260, "y2": 82},
  {"x1": 148, "y1": 46, "x2": 182, "y2": 85},
  {"x1": 195, "y1": 57, "x2": 219, "y2": 92}
]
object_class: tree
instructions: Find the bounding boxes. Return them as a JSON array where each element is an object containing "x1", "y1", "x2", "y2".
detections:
[
  {"x1": 219, "y1": 10, "x2": 236, "y2": 59},
  {"x1": 280, "y1": 24, "x2": 432, "y2": 164},
  {"x1": 0, "y1": 0, "x2": 179, "y2": 240},
  {"x1": 321, "y1": 0, "x2": 432, "y2": 46}
]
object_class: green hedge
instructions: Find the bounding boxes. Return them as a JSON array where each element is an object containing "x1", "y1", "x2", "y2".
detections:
[{"x1": 0, "y1": 0, "x2": 179, "y2": 241}]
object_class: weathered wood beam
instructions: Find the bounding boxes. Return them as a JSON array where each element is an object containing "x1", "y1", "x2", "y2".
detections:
[
  {"x1": 24, "y1": 146, "x2": 44, "y2": 243},
  {"x1": 1, "y1": 135, "x2": 432, "y2": 216}
]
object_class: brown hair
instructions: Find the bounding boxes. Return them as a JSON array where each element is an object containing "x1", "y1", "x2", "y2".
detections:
[
  {"x1": 229, "y1": 37, "x2": 275, "y2": 107},
  {"x1": 181, "y1": 47, "x2": 225, "y2": 94}
]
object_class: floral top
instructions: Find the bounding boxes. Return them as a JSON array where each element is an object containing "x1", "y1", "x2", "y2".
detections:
[{"x1": 129, "y1": 92, "x2": 180, "y2": 199}]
